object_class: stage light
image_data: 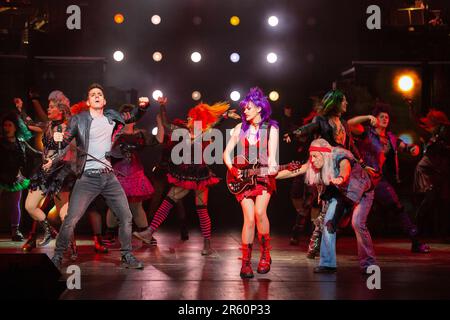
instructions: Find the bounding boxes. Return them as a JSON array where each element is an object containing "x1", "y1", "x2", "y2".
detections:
[
  {"x1": 191, "y1": 52, "x2": 202, "y2": 63},
  {"x1": 151, "y1": 15, "x2": 161, "y2": 25},
  {"x1": 398, "y1": 75, "x2": 414, "y2": 93},
  {"x1": 113, "y1": 50, "x2": 124, "y2": 62},
  {"x1": 152, "y1": 127, "x2": 158, "y2": 136},
  {"x1": 230, "y1": 53, "x2": 240, "y2": 63},
  {"x1": 269, "y1": 91, "x2": 279, "y2": 101},
  {"x1": 153, "y1": 51, "x2": 163, "y2": 62},
  {"x1": 267, "y1": 52, "x2": 278, "y2": 64},
  {"x1": 399, "y1": 133, "x2": 413, "y2": 145},
  {"x1": 192, "y1": 91, "x2": 201, "y2": 101},
  {"x1": 230, "y1": 16, "x2": 240, "y2": 26},
  {"x1": 268, "y1": 16, "x2": 279, "y2": 27},
  {"x1": 114, "y1": 14, "x2": 124, "y2": 24},
  {"x1": 152, "y1": 90, "x2": 163, "y2": 101},
  {"x1": 230, "y1": 91, "x2": 240, "y2": 101}
]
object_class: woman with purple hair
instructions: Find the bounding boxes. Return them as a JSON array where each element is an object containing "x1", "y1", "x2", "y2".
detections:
[{"x1": 223, "y1": 87, "x2": 279, "y2": 279}]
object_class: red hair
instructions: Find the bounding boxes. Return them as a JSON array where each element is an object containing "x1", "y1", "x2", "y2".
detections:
[
  {"x1": 71, "y1": 100, "x2": 89, "y2": 115},
  {"x1": 187, "y1": 102, "x2": 229, "y2": 132}
]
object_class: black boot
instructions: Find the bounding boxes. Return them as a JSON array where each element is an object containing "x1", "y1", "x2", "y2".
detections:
[
  {"x1": 11, "y1": 226, "x2": 24, "y2": 241},
  {"x1": 38, "y1": 219, "x2": 58, "y2": 247},
  {"x1": 201, "y1": 238, "x2": 212, "y2": 256}
]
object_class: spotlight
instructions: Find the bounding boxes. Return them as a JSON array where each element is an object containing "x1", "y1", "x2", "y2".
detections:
[
  {"x1": 230, "y1": 16, "x2": 240, "y2": 26},
  {"x1": 269, "y1": 91, "x2": 279, "y2": 101},
  {"x1": 151, "y1": 15, "x2": 161, "y2": 25},
  {"x1": 398, "y1": 75, "x2": 414, "y2": 93},
  {"x1": 191, "y1": 52, "x2": 202, "y2": 63},
  {"x1": 192, "y1": 91, "x2": 202, "y2": 101},
  {"x1": 268, "y1": 16, "x2": 279, "y2": 27},
  {"x1": 230, "y1": 91, "x2": 241, "y2": 101},
  {"x1": 153, "y1": 51, "x2": 163, "y2": 62},
  {"x1": 114, "y1": 13, "x2": 124, "y2": 24},
  {"x1": 230, "y1": 53, "x2": 240, "y2": 63},
  {"x1": 152, "y1": 90, "x2": 163, "y2": 101},
  {"x1": 113, "y1": 51, "x2": 124, "y2": 62},
  {"x1": 266, "y1": 52, "x2": 278, "y2": 64},
  {"x1": 152, "y1": 127, "x2": 158, "y2": 136}
]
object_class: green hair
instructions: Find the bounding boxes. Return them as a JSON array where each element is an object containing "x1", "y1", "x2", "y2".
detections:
[
  {"x1": 2, "y1": 112, "x2": 33, "y2": 142},
  {"x1": 319, "y1": 90, "x2": 345, "y2": 116}
]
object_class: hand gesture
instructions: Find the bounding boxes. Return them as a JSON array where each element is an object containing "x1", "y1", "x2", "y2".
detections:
[
  {"x1": 227, "y1": 109, "x2": 241, "y2": 120},
  {"x1": 409, "y1": 144, "x2": 420, "y2": 157},
  {"x1": 229, "y1": 167, "x2": 241, "y2": 179},
  {"x1": 283, "y1": 133, "x2": 292, "y2": 143},
  {"x1": 330, "y1": 176, "x2": 345, "y2": 186},
  {"x1": 367, "y1": 115, "x2": 378, "y2": 127},
  {"x1": 42, "y1": 158, "x2": 52, "y2": 171},
  {"x1": 14, "y1": 98, "x2": 23, "y2": 111},
  {"x1": 138, "y1": 97, "x2": 150, "y2": 108},
  {"x1": 157, "y1": 96, "x2": 168, "y2": 106}
]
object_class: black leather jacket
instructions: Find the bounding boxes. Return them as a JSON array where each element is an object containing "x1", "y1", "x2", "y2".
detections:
[
  {"x1": 58, "y1": 106, "x2": 147, "y2": 176},
  {"x1": 291, "y1": 115, "x2": 362, "y2": 160}
]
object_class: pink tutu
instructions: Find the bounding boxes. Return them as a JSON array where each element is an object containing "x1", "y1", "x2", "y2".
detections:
[{"x1": 117, "y1": 170, "x2": 154, "y2": 202}]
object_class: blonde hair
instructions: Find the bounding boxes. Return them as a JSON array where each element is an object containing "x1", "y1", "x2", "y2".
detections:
[{"x1": 304, "y1": 138, "x2": 335, "y2": 186}]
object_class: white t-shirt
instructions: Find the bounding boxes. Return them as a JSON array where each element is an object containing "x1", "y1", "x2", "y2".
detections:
[{"x1": 84, "y1": 115, "x2": 114, "y2": 171}]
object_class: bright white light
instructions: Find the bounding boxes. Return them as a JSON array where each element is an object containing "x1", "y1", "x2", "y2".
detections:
[
  {"x1": 269, "y1": 91, "x2": 279, "y2": 101},
  {"x1": 151, "y1": 15, "x2": 161, "y2": 25},
  {"x1": 152, "y1": 51, "x2": 163, "y2": 62},
  {"x1": 230, "y1": 53, "x2": 240, "y2": 63},
  {"x1": 113, "y1": 51, "x2": 124, "y2": 62},
  {"x1": 191, "y1": 52, "x2": 202, "y2": 63},
  {"x1": 267, "y1": 52, "x2": 278, "y2": 64},
  {"x1": 230, "y1": 91, "x2": 241, "y2": 101},
  {"x1": 152, "y1": 127, "x2": 158, "y2": 136},
  {"x1": 152, "y1": 90, "x2": 163, "y2": 101},
  {"x1": 229, "y1": 128, "x2": 235, "y2": 136},
  {"x1": 268, "y1": 16, "x2": 279, "y2": 27},
  {"x1": 192, "y1": 91, "x2": 201, "y2": 101}
]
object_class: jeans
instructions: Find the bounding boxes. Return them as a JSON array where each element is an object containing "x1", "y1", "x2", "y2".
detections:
[
  {"x1": 54, "y1": 172, "x2": 132, "y2": 258},
  {"x1": 351, "y1": 190, "x2": 376, "y2": 269},
  {"x1": 319, "y1": 190, "x2": 376, "y2": 269}
]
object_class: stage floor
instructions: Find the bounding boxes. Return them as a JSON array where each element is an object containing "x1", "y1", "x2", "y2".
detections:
[{"x1": 1, "y1": 231, "x2": 450, "y2": 300}]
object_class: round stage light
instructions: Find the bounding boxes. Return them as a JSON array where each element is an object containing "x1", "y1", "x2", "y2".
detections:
[
  {"x1": 268, "y1": 16, "x2": 279, "y2": 27},
  {"x1": 153, "y1": 51, "x2": 163, "y2": 62},
  {"x1": 151, "y1": 15, "x2": 161, "y2": 25},
  {"x1": 398, "y1": 75, "x2": 414, "y2": 93},
  {"x1": 230, "y1": 53, "x2": 240, "y2": 63},
  {"x1": 152, "y1": 90, "x2": 163, "y2": 101},
  {"x1": 152, "y1": 127, "x2": 158, "y2": 136},
  {"x1": 113, "y1": 50, "x2": 124, "y2": 62},
  {"x1": 269, "y1": 91, "x2": 279, "y2": 101},
  {"x1": 266, "y1": 52, "x2": 278, "y2": 64},
  {"x1": 230, "y1": 91, "x2": 241, "y2": 101},
  {"x1": 192, "y1": 91, "x2": 202, "y2": 101},
  {"x1": 114, "y1": 13, "x2": 124, "y2": 24},
  {"x1": 191, "y1": 52, "x2": 202, "y2": 63},
  {"x1": 230, "y1": 16, "x2": 240, "y2": 26},
  {"x1": 193, "y1": 16, "x2": 202, "y2": 26}
]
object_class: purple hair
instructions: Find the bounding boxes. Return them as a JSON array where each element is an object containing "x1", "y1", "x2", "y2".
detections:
[{"x1": 239, "y1": 87, "x2": 278, "y2": 135}]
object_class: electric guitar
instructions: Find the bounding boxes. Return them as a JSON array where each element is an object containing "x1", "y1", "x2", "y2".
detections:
[{"x1": 226, "y1": 155, "x2": 302, "y2": 195}]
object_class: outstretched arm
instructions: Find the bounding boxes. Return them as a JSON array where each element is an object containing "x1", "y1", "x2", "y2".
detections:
[
  {"x1": 276, "y1": 163, "x2": 308, "y2": 179},
  {"x1": 122, "y1": 97, "x2": 150, "y2": 124},
  {"x1": 347, "y1": 115, "x2": 377, "y2": 136}
]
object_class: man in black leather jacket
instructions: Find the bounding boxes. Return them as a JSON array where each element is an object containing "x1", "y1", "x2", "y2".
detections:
[{"x1": 50, "y1": 83, "x2": 150, "y2": 269}]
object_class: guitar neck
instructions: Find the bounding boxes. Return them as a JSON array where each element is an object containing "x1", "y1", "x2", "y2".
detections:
[{"x1": 247, "y1": 164, "x2": 290, "y2": 176}]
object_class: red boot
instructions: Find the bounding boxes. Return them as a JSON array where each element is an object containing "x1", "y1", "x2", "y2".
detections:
[
  {"x1": 257, "y1": 234, "x2": 272, "y2": 274},
  {"x1": 94, "y1": 235, "x2": 109, "y2": 253},
  {"x1": 240, "y1": 244, "x2": 254, "y2": 279}
]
